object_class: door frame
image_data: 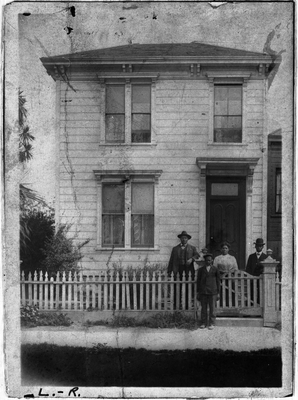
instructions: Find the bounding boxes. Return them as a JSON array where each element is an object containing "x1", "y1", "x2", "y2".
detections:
[
  {"x1": 196, "y1": 157, "x2": 260, "y2": 266},
  {"x1": 206, "y1": 176, "x2": 246, "y2": 268}
]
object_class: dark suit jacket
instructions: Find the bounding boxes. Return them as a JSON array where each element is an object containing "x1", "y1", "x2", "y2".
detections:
[
  {"x1": 167, "y1": 243, "x2": 199, "y2": 275},
  {"x1": 245, "y1": 252, "x2": 267, "y2": 276},
  {"x1": 197, "y1": 265, "x2": 221, "y2": 296}
]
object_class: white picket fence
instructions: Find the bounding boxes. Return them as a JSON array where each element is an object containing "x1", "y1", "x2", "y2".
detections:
[{"x1": 20, "y1": 269, "x2": 281, "y2": 316}]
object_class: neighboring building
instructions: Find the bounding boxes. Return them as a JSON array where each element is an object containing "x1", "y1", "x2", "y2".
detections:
[{"x1": 40, "y1": 43, "x2": 280, "y2": 273}]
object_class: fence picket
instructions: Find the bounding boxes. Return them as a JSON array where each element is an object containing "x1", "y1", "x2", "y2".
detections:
[
  {"x1": 187, "y1": 272, "x2": 195, "y2": 310},
  {"x1": 157, "y1": 271, "x2": 162, "y2": 311},
  {"x1": 140, "y1": 272, "x2": 144, "y2": 310},
  {"x1": 146, "y1": 272, "x2": 150, "y2": 310},
  {"x1": 152, "y1": 272, "x2": 156, "y2": 311},
  {"x1": 92, "y1": 274, "x2": 96, "y2": 309},
  {"x1": 115, "y1": 272, "x2": 120, "y2": 311},
  {"x1": 125, "y1": 271, "x2": 131, "y2": 310},
  {"x1": 170, "y1": 273, "x2": 174, "y2": 311},
  {"x1": 181, "y1": 272, "x2": 186, "y2": 310},
  {"x1": 49, "y1": 277, "x2": 54, "y2": 310},
  {"x1": 98, "y1": 275, "x2": 102, "y2": 311},
  {"x1": 73, "y1": 272, "x2": 78, "y2": 310},
  {"x1": 67, "y1": 271, "x2": 72, "y2": 310},
  {"x1": 44, "y1": 272, "x2": 48, "y2": 310},
  {"x1": 133, "y1": 271, "x2": 137, "y2": 310},
  {"x1": 103, "y1": 272, "x2": 108, "y2": 310},
  {"x1": 28, "y1": 272, "x2": 32, "y2": 306},
  {"x1": 61, "y1": 272, "x2": 66, "y2": 310},
  {"x1": 163, "y1": 273, "x2": 168, "y2": 311},
  {"x1": 79, "y1": 272, "x2": 83, "y2": 310}
]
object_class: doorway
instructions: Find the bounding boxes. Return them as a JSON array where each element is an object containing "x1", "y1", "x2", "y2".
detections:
[{"x1": 206, "y1": 177, "x2": 246, "y2": 269}]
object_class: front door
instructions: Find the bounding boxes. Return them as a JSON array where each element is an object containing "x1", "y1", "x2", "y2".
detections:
[{"x1": 206, "y1": 177, "x2": 246, "y2": 269}]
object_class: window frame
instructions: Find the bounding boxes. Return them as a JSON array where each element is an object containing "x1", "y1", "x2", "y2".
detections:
[
  {"x1": 207, "y1": 75, "x2": 250, "y2": 146},
  {"x1": 213, "y1": 84, "x2": 243, "y2": 143},
  {"x1": 99, "y1": 78, "x2": 156, "y2": 146},
  {"x1": 94, "y1": 170, "x2": 162, "y2": 251}
]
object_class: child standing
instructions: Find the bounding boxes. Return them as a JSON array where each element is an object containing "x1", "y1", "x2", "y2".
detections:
[{"x1": 197, "y1": 253, "x2": 220, "y2": 330}]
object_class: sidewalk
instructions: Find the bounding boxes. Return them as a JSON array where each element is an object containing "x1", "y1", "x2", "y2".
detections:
[{"x1": 21, "y1": 324, "x2": 280, "y2": 351}]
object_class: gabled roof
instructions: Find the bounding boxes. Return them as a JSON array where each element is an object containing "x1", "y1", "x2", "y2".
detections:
[{"x1": 41, "y1": 42, "x2": 273, "y2": 65}]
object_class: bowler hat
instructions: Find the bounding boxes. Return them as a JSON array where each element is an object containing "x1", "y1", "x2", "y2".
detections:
[
  {"x1": 177, "y1": 231, "x2": 191, "y2": 239},
  {"x1": 203, "y1": 253, "x2": 213, "y2": 259},
  {"x1": 254, "y1": 238, "x2": 265, "y2": 246}
]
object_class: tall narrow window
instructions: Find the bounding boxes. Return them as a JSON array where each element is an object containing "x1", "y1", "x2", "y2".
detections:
[
  {"x1": 102, "y1": 184, "x2": 125, "y2": 247},
  {"x1": 105, "y1": 85, "x2": 125, "y2": 143},
  {"x1": 131, "y1": 85, "x2": 151, "y2": 143},
  {"x1": 131, "y1": 183, "x2": 154, "y2": 247},
  {"x1": 275, "y1": 168, "x2": 282, "y2": 214},
  {"x1": 214, "y1": 85, "x2": 242, "y2": 143}
]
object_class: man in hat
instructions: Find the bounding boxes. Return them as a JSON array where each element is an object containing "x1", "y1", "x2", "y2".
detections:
[
  {"x1": 168, "y1": 231, "x2": 199, "y2": 310},
  {"x1": 246, "y1": 238, "x2": 267, "y2": 276},
  {"x1": 168, "y1": 231, "x2": 199, "y2": 277}
]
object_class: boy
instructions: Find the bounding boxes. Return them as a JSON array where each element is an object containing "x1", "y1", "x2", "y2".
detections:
[{"x1": 197, "y1": 253, "x2": 220, "y2": 330}]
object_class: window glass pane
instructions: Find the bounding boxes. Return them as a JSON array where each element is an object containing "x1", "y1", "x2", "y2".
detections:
[
  {"x1": 132, "y1": 85, "x2": 151, "y2": 113},
  {"x1": 211, "y1": 183, "x2": 238, "y2": 196},
  {"x1": 103, "y1": 185, "x2": 124, "y2": 213},
  {"x1": 131, "y1": 215, "x2": 154, "y2": 247},
  {"x1": 132, "y1": 114, "x2": 151, "y2": 132},
  {"x1": 105, "y1": 115, "x2": 125, "y2": 142},
  {"x1": 132, "y1": 183, "x2": 154, "y2": 213},
  {"x1": 214, "y1": 87, "x2": 228, "y2": 115},
  {"x1": 214, "y1": 116, "x2": 228, "y2": 129},
  {"x1": 106, "y1": 85, "x2": 125, "y2": 113},
  {"x1": 228, "y1": 116, "x2": 242, "y2": 129},
  {"x1": 214, "y1": 128, "x2": 242, "y2": 143},
  {"x1": 103, "y1": 215, "x2": 124, "y2": 247}
]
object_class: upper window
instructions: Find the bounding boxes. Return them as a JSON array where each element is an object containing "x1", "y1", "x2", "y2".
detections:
[
  {"x1": 105, "y1": 83, "x2": 151, "y2": 144},
  {"x1": 214, "y1": 85, "x2": 242, "y2": 143}
]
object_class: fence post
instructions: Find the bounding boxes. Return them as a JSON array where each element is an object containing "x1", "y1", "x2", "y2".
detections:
[{"x1": 261, "y1": 250, "x2": 280, "y2": 327}]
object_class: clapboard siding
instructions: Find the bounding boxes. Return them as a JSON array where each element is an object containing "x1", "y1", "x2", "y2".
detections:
[{"x1": 57, "y1": 78, "x2": 267, "y2": 270}]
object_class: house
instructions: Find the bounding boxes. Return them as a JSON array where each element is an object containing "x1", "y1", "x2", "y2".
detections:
[{"x1": 40, "y1": 43, "x2": 281, "y2": 273}]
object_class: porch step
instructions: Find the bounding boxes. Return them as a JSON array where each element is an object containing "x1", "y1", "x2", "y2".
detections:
[{"x1": 216, "y1": 317, "x2": 263, "y2": 327}]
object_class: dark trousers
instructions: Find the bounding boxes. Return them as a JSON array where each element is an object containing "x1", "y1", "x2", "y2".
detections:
[{"x1": 200, "y1": 294, "x2": 216, "y2": 325}]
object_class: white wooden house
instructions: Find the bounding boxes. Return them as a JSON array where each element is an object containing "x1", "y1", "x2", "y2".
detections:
[{"x1": 40, "y1": 43, "x2": 281, "y2": 273}]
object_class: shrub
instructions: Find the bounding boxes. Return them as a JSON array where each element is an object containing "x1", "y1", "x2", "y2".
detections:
[
  {"x1": 20, "y1": 208, "x2": 55, "y2": 275},
  {"x1": 21, "y1": 304, "x2": 72, "y2": 327},
  {"x1": 40, "y1": 224, "x2": 89, "y2": 277}
]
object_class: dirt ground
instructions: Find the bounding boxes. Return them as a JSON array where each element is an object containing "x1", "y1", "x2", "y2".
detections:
[{"x1": 21, "y1": 344, "x2": 281, "y2": 387}]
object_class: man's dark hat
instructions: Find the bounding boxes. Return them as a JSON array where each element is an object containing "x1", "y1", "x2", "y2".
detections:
[
  {"x1": 254, "y1": 238, "x2": 265, "y2": 246},
  {"x1": 203, "y1": 253, "x2": 213, "y2": 259},
  {"x1": 177, "y1": 231, "x2": 191, "y2": 239}
]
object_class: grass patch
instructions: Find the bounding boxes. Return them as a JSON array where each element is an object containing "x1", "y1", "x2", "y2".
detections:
[
  {"x1": 84, "y1": 312, "x2": 197, "y2": 329},
  {"x1": 21, "y1": 305, "x2": 73, "y2": 327}
]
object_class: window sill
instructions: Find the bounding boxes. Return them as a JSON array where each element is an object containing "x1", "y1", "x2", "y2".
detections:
[
  {"x1": 99, "y1": 143, "x2": 157, "y2": 147},
  {"x1": 95, "y1": 247, "x2": 160, "y2": 252},
  {"x1": 207, "y1": 142, "x2": 248, "y2": 147}
]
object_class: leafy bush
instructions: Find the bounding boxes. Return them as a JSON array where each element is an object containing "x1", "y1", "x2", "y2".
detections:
[
  {"x1": 40, "y1": 224, "x2": 89, "y2": 277},
  {"x1": 20, "y1": 207, "x2": 55, "y2": 275},
  {"x1": 21, "y1": 304, "x2": 72, "y2": 328}
]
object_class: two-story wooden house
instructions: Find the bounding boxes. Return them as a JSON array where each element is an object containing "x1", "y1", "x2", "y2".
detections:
[{"x1": 40, "y1": 43, "x2": 280, "y2": 273}]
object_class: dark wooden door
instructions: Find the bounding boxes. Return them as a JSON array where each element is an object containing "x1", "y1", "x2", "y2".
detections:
[{"x1": 206, "y1": 178, "x2": 246, "y2": 269}]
